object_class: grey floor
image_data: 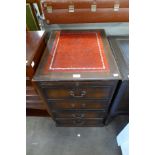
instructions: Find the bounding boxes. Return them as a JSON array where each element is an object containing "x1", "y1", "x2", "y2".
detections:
[{"x1": 27, "y1": 116, "x2": 128, "y2": 155}]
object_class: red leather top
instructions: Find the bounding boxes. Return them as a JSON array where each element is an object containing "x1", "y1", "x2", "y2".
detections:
[{"x1": 45, "y1": 31, "x2": 109, "y2": 72}]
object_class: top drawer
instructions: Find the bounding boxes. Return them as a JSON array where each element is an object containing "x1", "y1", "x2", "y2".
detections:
[
  {"x1": 38, "y1": 81, "x2": 118, "y2": 100},
  {"x1": 39, "y1": 81, "x2": 117, "y2": 88}
]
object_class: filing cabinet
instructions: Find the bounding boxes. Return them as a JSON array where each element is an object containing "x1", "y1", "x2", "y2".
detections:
[{"x1": 33, "y1": 30, "x2": 121, "y2": 126}]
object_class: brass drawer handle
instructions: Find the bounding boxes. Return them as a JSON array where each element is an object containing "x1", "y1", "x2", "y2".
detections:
[
  {"x1": 81, "y1": 103, "x2": 86, "y2": 108},
  {"x1": 71, "y1": 103, "x2": 75, "y2": 108},
  {"x1": 68, "y1": 5, "x2": 74, "y2": 13},
  {"x1": 71, "y1": 103, "x2": 86, "y2": 108},
  {"x1": 70, "y1": 90, "x2": 86, "y2": 98},
  {"x1": 73, "y1": 119, "x2": 85, "y2": 125},
  {"x1": 72, "y1": 113, "x2": 85, "y2": 118}
]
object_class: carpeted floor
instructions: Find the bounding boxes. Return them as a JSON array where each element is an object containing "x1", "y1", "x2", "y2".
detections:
[{"x1": 26, "y1": 116, "x2": 128, "y2": 155}]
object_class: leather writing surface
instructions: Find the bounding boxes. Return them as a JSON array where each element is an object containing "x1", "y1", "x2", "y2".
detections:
[{"x1": 45, "y1": 31, "x2": 109, "y2": 72}]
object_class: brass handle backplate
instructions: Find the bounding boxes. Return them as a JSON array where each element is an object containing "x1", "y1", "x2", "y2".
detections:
[{"x1": 70, "y1": 90, "x2": 86, "y2": 98}]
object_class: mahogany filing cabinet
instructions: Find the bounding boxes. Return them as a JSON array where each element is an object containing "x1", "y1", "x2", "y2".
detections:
[{"x1": 33, "y1": 30, "x2": 121, "y2": 126}]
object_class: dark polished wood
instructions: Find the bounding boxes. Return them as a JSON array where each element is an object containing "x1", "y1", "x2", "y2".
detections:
[
  {"x1": 33, "y1": 30, "x2": 121, "y2": 126},
  {"x1": 42, "y1": 85, "x2": 113, "y2": 100},
  {"x1": 108, "y1": 36, "x2": 129, "y2": 80},
  {"x1": 41, "y1": 0, "x2": 129, "y2": 24},
  {"x1": 26, "y1": 31, "x2": 46, "y2": 79},
  {"x1": 48, "y1": 100, "x2": 108, "y2": 110},
  {"x1": 26, "y1": 31, "x2": 49, "y2": 115},
  {"x1": 26, "y1": 108, "x2": 50, "y2": 116},
  {"x1": 43, "y1": 8, "x2": 129, "y2": 24},
  {"x1": 41, "y1": 0, "x2": 129, "y2": 9},
  {"x1": 52, "y1": 110, "x2": 106, "y2": 119},
  {"x1": 26, "y1": 86, "x2": 46, "y2": 110}
]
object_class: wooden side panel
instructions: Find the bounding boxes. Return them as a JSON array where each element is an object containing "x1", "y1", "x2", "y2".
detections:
[
  {"x1": 26, "y1": 86, "x2": 46, "y2": 110},
  {"x1": 26, "y1": 109, "x2": 50, "y2": 116},
  {"x1": 26, "y1": 31, "x2": 46, "y2": 79}
]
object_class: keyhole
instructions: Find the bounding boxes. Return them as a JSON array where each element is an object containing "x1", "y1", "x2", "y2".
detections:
[{"x1": 71, "y1": 104, "x2": 75, "y2": 108}]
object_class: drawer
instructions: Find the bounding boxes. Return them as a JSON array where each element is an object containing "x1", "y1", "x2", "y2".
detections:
[
  {"x1": 52, "y1": 110, "x2": 106, "y2": 119},
  {"x1": 26, "y1": 86, "x2": 45, "y2": 110},
  {"x1": 48, "y1": 100, "x2": 108, "y2": 110},
  {"x1": 26, "y1": 87, "x2": 37, "y2": 95},
  {"x1": 55, "y1": 118, "x2": 104, "y2": 127},
  {"x1": 42, "y1": 86, "x2": 112, "y2": 100},
  {"x1": 26, "y1": 100, "x2": 45, "y2": 110},
  {"x1": 26, "y1": 95, "x2": 41, "y2": 101},
  {"x1": 26, "y1": 79, "x2": 32, "y2": 86},
  {"x1": 39, "y1": 81, "x2": 116, "y2": 88}
]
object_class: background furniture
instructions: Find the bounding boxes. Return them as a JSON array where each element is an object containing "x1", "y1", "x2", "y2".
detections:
[
  {"x1": 105, "y1": 36, "x2": 129, "y2": 124},
  {"x1": 26, "y1": 0, "x2": 43, "y2": 30},
  {"x1": 26, "y1": 0, "x2": 129, "y2": 30},
  {"x1": 41, "y1": 0, "x2": 129, "y2": 24},
  {"x1": 26, "y1": 31, "x2": 50, "y2": 116}
]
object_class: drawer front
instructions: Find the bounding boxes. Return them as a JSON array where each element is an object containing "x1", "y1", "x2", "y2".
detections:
[
  {"x1": 55, "y1": 118, "x2": 104, "y2": 127},
  {"x1": 52, "y1": 110, "x2": 106, "y2": 119},
  {"x1": 26, "y1": 95, "x2": 41, "y2": 100},
  {"x1": 26, "y1": 100, "x2": 45, "y2": 109},
  {"x1": 43, "y1": 86, "x2": 112, "y2": 100},
  {"x1": 26, "y1": 86, "x2": 45, "y2": 109},
  {"x1": 48, "y1": 100, "x2": 108, "y2": 110},
  {"x1": 26, "y1": 79, "x2": 32, "y2": 86},
  {"x1": 39, "y1": 81, "x2": 117, "y2": 88},
  {"x1": 26, "y1": 86, "x2": 38, "y2": 95}
]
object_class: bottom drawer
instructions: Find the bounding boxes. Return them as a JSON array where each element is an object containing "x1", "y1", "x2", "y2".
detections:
[
  {"x1": 26, "y1": 100, "x2": 46, "y2": 110},
  {"x1": 52, "y1": 110, "x2": 106, "y2": 118},
  {"x1": 55, "y1": 118, "x2": 104, "y2": 127}
]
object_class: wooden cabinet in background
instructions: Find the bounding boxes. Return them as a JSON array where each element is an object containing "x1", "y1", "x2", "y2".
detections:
[
  {"x1": 26, "y1": 31, "x2": 46, "y2": 80},
  {"x1": 105, "y1": 36, "x2": 129, "y2": 124},
  {"x1": 26, "y1": 31, "x2": 49, "y2": 116},
  {"x1": 41, "y1": 0, "x2": 129, "y2": 24}
]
